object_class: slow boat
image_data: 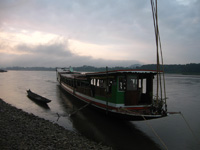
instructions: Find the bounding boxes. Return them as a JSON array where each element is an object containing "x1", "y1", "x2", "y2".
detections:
[{"x1": 56, "y1": 68, "x2": 167, "y2": 120}]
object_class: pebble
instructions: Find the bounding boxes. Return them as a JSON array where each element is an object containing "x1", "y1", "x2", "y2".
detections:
[{"x1": 0, "y1": 98, "x2": 111, "y2": 150}]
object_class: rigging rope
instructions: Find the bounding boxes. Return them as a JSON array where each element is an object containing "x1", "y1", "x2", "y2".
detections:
[
  {"x1": 150, "y1": 0, "x2": 159, "y2": 105},
  {"x1": 142, "y1": 116, "x2": 168, "y2": 150},
  {"x1": 150, "y1": 0, "x2": 167, "y2": 111}
]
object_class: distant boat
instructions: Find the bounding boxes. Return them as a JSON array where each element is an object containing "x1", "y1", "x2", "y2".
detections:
[
  {"x1": 0, "y1": 69, "x2": 7, "y2": 72},
  {"x1": 27, "y1": 89, "x2": 51, "y2": 104},
  {"x1": 56, "y1": 68, "x2": 167, "y2": 120}
]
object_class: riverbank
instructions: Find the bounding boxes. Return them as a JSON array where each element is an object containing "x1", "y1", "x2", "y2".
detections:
[{"x1": 0, "y1": 98, "x2": 111, "y2": 150}]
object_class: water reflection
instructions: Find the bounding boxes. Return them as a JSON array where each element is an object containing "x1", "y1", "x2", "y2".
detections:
[{"x1": 27, "y1": 95, "x2": 50, "y2": 110}]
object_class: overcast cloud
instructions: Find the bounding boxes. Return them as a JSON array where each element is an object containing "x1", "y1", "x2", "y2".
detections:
[{"x1": 0, "y1": 0, "x2": 199, "y2": 67}]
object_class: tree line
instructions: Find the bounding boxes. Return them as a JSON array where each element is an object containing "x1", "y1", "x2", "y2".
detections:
[
  {"x1": 137, "y1": 63, "x2": 200, "y2": 74},
  {"x1": 73, "y1": 63, "x2": 200, "y2": 74},
  {"x1": 1, "y1": 63, "x2": 200, "y2": 74}
]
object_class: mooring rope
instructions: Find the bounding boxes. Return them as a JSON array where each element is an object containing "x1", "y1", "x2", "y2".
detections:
[
  {"x1": 69, "y1": 102, "x2": 92, "y2": 117},
  {"x1": 179, "y1": 112, "x2": 200, "y2": 145},
  {"x1": 168, "y1": 112, "x2": 200, "y2": 145},
  {"x1": 142, "y1": 116, "x2": 168, "y2": 150}
]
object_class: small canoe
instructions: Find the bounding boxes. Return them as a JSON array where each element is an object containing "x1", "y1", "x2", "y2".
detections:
[
  {"x1": 0, "y1": 69, "x2": 7, "y2": 72},
  {"x1": 27, "y1": 89, "x2": 51, "y2": 103}
]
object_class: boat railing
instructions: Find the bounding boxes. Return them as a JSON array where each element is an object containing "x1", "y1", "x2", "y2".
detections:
[{"x1": 76, "y1": 86, "x2": 91, "y2": 96}]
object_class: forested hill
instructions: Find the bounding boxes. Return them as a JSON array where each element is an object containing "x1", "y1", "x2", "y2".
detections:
[
  {"x1": 137, "y1": 63, "x2": 200, "y2": 74},
  {"x1": 73, "y1": 63, "x2": 200, "y2": 74}
]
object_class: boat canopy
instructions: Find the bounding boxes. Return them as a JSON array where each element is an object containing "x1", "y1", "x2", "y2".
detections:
[{"x1": 85, "y1": 69, "x2": 157, "y2": 76}]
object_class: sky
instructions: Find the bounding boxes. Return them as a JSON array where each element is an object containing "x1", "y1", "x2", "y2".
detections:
[{"x1": 0, "y1": 0, "x2": 200, "y2": 67}]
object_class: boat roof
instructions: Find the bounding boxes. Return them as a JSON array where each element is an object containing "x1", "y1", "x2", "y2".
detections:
[
  {"x1": 60, "y1": 73, "x2": 82, "y2": 78},
  {"x1": 59, "y1": 69, "x2": 158, "y2": 80},
  {"x1": 85, "y1": 69, "x2": 157, "y2": 76}
]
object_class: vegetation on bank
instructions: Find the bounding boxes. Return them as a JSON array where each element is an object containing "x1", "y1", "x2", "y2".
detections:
[
  {"x1": 138, "y1": 63, "x2": 200, "y2": 74},
  {"x1": 1, "y1": 63, "x2": 200, "y2": 74}
]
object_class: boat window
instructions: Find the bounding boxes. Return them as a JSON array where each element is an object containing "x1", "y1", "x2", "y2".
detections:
[
  {"x1": 108, "y1": 80, "x2": 112, "y2": 93},
  {"x1": 142, "y1": 79, "x2": 146, "y2": 93},
  {"x1": 77, "y1": 81, "x2": 81, "y2": 86},
  {"x1": 119, "y1": 77, "x2": 126, "y2": 91},
  {"x1": 91, "y1": 79, "x2": 94, "y2": 85},
  {"x1": 92, "y1": 78, "x2": 96, "y2": 86},
  {"x1": 127, "y1": 75, "x2": 137, "y2": 91},
  {"x1": 139, "y1": 79, "x2": 142, "y2": 89},
  {"x1": 99, "y1": 79, "x2": 104, "y2": 87}
]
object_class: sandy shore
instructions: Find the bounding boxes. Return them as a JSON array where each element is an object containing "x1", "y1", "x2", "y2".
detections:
[{"x1": 0, "y1": 98, "x2": 111, "y2": 150}]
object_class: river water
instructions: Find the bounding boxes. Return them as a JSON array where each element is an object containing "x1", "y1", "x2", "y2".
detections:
[{"x1": 0, "y1": 71, "x2": 200, "y2": 150}]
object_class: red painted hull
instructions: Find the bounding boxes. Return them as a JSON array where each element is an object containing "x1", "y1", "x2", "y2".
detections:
[{"x1": 60, "y1": 82, "x2": 166, "y2": 121}]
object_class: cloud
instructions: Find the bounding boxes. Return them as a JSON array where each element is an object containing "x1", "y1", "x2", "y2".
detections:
[
  {"x1": 0, "y1": 0, "x2": 200, "y2": 66},
  {"x1": 0, "y1": 41, "x2": 140, "y2": 67},
  {"x1": 0, "y1": 0, "x2": 153, "y2": 44},
  {"x1": 16, "y1": 42, "x2": 72, "y2": 57}
]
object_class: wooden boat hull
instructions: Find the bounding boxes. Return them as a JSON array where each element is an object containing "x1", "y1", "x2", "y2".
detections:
[
  {"x1": 27, "y1": 90, "x2": 51, "y2": 104},
  {"x1": 107, "y1": 109, "x2": 165, "y2": 121},
  {"x1": 60, "y1": 82, "x2": 166, "y2": 121}
]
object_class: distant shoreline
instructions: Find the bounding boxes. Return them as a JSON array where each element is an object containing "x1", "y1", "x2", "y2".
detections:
[{"x1": 1, "y1": 63, "x2": 200, "y2": 75}]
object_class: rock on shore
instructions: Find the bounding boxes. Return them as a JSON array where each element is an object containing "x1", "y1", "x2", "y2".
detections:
[{"x1": 0, "y1": 98, "x2": 111, "y2": 150}]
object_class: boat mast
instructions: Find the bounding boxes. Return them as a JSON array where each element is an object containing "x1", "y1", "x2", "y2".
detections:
[
  {"x1": 150, "y1": 0, "x2": 167, "y2": 112},
  {"x1": 106, "y1": 66, "x2": 109, "y2": 114},
  {"x1": 155, "y1": 0, "x2": 160, "y2": 105}
]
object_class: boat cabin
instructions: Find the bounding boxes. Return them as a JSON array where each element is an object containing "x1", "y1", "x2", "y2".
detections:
[{"x1": 60, "y1": 70, "x2": 156, "y2": 107}]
